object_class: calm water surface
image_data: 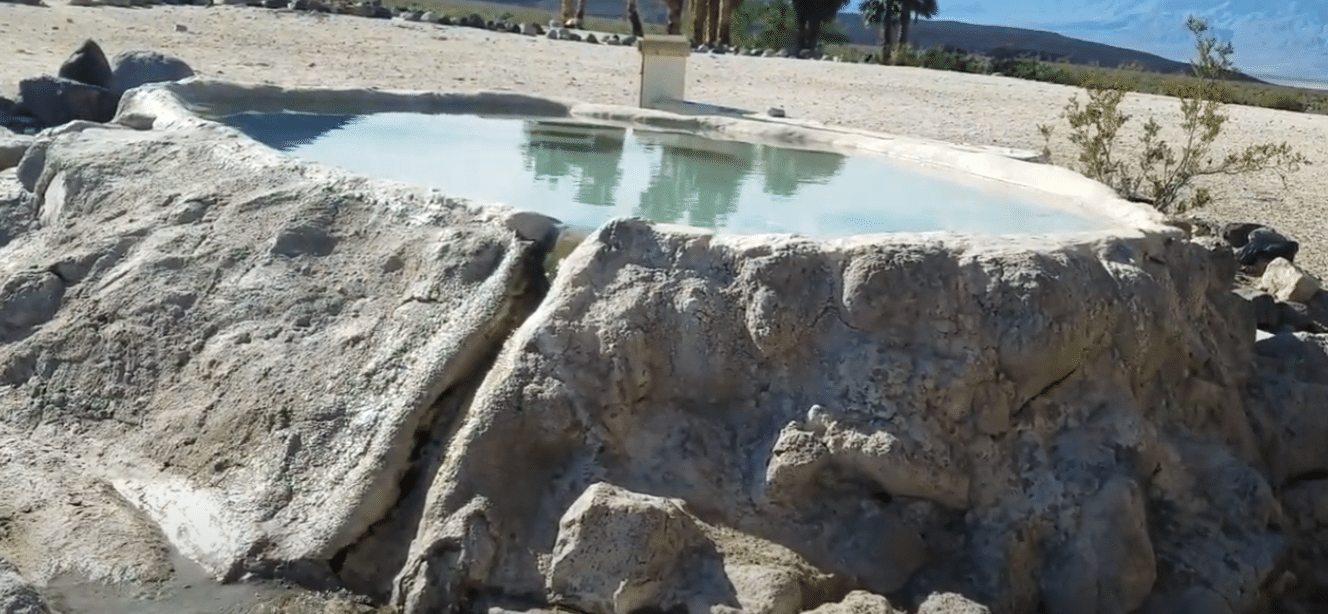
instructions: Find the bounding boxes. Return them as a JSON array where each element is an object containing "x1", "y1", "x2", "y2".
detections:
[{"x1": 219, "y1": 111, "x2": 1110, "y2": 238}]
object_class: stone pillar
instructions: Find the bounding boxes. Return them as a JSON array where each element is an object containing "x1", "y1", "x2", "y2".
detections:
[{"x1": 637, "y1": 36, "x2": 691, "y2": 109}]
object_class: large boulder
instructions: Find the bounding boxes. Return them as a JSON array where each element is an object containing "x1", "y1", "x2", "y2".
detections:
[
  {"x1": 109, "y1": 50, "x2": 196, "y2": 96},
  {"x1": 56, "y1": 39, "x2": 113, "y2": 90},
  {"x1": 0, "y1": 120, "x2": 556, "y2": 594},
  {"x1": 15, "y1": 76, "x2": 117, "y2": 127},
  {"x1": 1259, "y1": 257, "x2": 1321, "y2": 303},
  {"x1": 392, "y1": 221, "x2": 1280, "y2": 614}
]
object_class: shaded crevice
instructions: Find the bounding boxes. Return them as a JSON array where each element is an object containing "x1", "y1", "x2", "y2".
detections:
[
  {"x1": 1282, "y1": 469, "x2": 1328, "y2": 490},
  {"x1": 1014, "y1": 366, "x2": 1079, "y2": 417},
  {"x1": 326, "y1": 230, "x2": 557, "y2": 604}
]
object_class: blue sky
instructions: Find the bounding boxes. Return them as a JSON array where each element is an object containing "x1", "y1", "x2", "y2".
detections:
[{"x1": 874, "y1": 0, "x2": 1328, "y2": 85}]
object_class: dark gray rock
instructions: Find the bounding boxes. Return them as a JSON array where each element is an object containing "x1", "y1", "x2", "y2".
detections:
[
  {"x1": 1238, "y1": 227, "x2": 1300, "y2": 267},
  {"x1": 1224, "y1": 222, "x2": 1265, "y2": 248},
  {"x1": 1277, "y1": 301, "x2": 1316, "y2": 333},
  {"x1": 1236, "y1": 288, "x2": 1280, "y2": 331},
  {"x1": 16, "y1": 75, "x2": 118, "y2": 127},
  {"x1": 438, "y1": 14, "x2": 452, "y2": 24},
  {"x1": 0, "y1": 112, "x2": 44, "y2": 136},
  {"x1": 57, "y1": 39, "x2": 113, "y2": 90},
  {"x1": 109, "y1": 50, "x2": 195, "y2": 95},
  {"x1": 261, "y1": 0, "x2": 284, "y2": 7}
]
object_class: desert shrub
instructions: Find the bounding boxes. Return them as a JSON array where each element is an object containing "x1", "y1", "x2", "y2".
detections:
[
  {"x1": 891, "y1": 46, "x2": 988, "y2": 74},
  {"x1": 1038, "y1": 16, "x2": 1309, "y2": 214},
  {"x1": 1262, "y1": 92, "x2": 1309, "y2": 112},
  {"x1": 991, "y1": 56, "x2": 1068, "y2": 82}
]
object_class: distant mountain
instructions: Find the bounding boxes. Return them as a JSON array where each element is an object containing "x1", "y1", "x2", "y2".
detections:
[
  {"x1": 935, "y1": 0, "x2": 1328, "y2": 83},
  {"x1": 495, "y1": 0, "x2": 1321, "y2": 83},
  {"x1": 835, "y1": 19, "x2": 1194, "y2": 74}
]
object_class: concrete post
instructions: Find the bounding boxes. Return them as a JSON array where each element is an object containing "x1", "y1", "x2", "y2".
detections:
[{"x1": 637, "y1": 35, "x2": 690, "y2": 109}]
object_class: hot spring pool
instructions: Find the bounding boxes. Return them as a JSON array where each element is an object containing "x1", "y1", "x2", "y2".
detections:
[{"x1": 218, "y1": 111, "x2": 1110, "y2": 237}]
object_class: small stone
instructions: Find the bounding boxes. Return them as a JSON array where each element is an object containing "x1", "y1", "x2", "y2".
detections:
[
  {"x1": 767, "y1": 107, "x2": 786, "y2": 118},
  {"x1": 584, "y1": 33, "x2": 598, "y2": 44},
  {"x1": 175, "y1": 23, "x2": 188, "y2": 32}
]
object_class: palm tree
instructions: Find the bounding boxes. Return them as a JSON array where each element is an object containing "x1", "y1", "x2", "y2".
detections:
[
  {"x1": 859, "y1": 0, "x2": 938, "y2": 63},
  {"x1": 897, "y1": 0, "x2": 939, "y2": 51},
  {"x1": 858, "y1": 0, "x2": 899, "y2": 63},
  {"x1": 791, "y1": 0, "x2": 851, "y2": 54}
]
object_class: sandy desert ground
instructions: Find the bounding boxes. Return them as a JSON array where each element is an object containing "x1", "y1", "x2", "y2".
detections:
[{"x1": 3, "y1": 1, "x2": 1327, "y2": 272}]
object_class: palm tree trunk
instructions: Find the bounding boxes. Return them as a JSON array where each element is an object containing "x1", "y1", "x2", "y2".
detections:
[
  {"x1": 663, "y1": 0, "x2": 681, "y2": 35},
  {"x1": 627, "y1": 0, "x2": 645, "y2": 36},
  {"x1": 717, "y1": 0, "x2": 742, "y2": 46},
  {"x1": 898, "y1": 10, "x2": 911, "y2": 57},
  {"x1": 703, "y1": 0, "x2": 720, "y2": 44},
  {"x1": 691, "y1": 0, "x2": 706, "y2": 43},
  {"x1": 880, "y1": 0, "x2": 899, "y2": 63},
  {"x1": 560, "y1": 0, "x2": 575, "y2": 26}
]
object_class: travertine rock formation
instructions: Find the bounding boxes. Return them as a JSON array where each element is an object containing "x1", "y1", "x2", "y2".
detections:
[{"x1": 0, "y1": 103, "x2": 1322, "y2": 614}]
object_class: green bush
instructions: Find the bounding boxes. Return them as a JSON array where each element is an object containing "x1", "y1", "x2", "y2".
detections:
[
  {"x1": 1262, "y1": 92, "x2": 1309, "y2": 112},
  {"x1": 991, "y1": 56, "x2": 1069, "y2": 82},
  {"x1": 1038, "y1": 16, "x2": 1309, "y2": 214}
]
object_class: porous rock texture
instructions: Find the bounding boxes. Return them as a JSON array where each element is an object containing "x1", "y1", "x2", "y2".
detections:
[
  {"x1": 0, "y1": 110, "x2": 1319, "y2": 614},
  {"x1": 391, "y1": 217, "x2": 1282, "y2": 614},
  {"x1": 0, "y1": 119, "x2": 555, "y2": 605}
]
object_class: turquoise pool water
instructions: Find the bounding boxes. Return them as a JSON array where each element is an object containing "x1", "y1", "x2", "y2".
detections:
[{"x1": 219, "y1": 111, "x2": 1110, "y2": 237}]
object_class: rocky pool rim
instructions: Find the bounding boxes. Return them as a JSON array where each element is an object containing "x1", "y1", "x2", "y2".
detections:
[{"x1": 115, "y1": 77, "x2": 1176, "y2": 245}]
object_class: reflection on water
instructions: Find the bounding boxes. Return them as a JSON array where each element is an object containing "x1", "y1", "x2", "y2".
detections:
[
  {"x1": 517, "y1": 121, "x2": 848, "y2": 230},
  {"x1": 218, "y1": 111, "x2": 1108, "y2": 237}
]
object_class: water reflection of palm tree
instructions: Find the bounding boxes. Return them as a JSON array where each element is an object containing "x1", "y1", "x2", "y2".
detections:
[
  {"x1": 519, "y1": 120, "x2": 628, "y2": 208},
  {"x1": 759, "y1": 145, "x2": 846, "y2": 197},
  {"x1": 634, "y1": 131, "x2": 757, "y2": 229}
]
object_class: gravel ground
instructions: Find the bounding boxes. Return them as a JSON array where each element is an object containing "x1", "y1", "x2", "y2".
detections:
[{"x1": 3, "y1": 1, "x2": 1326, "y2": 272}]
